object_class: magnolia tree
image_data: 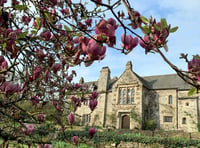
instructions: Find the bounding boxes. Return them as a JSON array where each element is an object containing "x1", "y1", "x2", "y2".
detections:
[{"x1": 0, "y1": 0, "x2": 199, "y2": 147}]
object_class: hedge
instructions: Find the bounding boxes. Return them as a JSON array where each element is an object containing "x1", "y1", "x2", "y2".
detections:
[{"x1": 56, "y1": 130, "x2": 200, "y2": 147}]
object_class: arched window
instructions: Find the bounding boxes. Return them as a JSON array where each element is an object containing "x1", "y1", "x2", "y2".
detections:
[
  {"x1": 182, "y1": 117, "x2": 186, "y2": 124},
  {"x1": 168, "y1": 95, "x2": 172, "y2": 104}
]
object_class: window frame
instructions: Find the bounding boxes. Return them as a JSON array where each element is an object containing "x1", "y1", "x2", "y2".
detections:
[
  {"x1": 82, "y1": 114, "x2": 91, "y2": 125},
  {"x1": 182, "y1": 117, "x2": 186, "y2": 124},
  {"x1": 168, "y1": 95, "x2": 173, "y2": 104},
  {"x1": 118, "y1": 86, "x2": 135, "y2": 105},
  {"x1": 164, "y1": 116, "x2": 173, "y2": 122}
]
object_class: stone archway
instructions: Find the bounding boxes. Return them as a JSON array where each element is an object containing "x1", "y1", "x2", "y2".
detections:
[{"x1": 121, "y1": 115, "x2": 130, "y2": 129}]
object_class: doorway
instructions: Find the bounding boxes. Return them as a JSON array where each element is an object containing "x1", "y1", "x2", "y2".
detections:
[{"x1": 121, "y1": 115, "x2": 130, "y2": 129}]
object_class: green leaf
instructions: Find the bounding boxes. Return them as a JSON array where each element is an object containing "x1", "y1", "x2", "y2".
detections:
[
  {"x1": 140, "y1": 16, "x2": 149, "y2": 24},
  {"x1": 44, "y1": 12, "x2": 50, "y2": 19},
  {"x1": 14, "y1": 5, "x2": 28, "y2": 10},
  {"x1": 17, "y1": 31, "x2": 28, "y2": 39},
  {"x1": 188, "y1": 87, "x2": 196, "y2": 96},
  {"x1": 170, "y1": 26, "x2": 178, "y2": 33},
  {"x1": 160, "y1": 18, "x2": 168, "y2": 29},
  {"x1": 142, "y1": 26, "x2": 150, "y2": 34},
  {"x1": 36, "y1": 17, "x2": 40, "y2": 29},
  {"x1": 153, "y1": 24, "x2": 161, "y2": 31},
  {"x1": 31, "y1": 29, "x2": 37, "y2": 35},
  {"x1": 64, "y1": 25, "x2": 71, "y2": 32},
  {"x1": 2, "y1": 42, "x2": 7, "y2": 49}
]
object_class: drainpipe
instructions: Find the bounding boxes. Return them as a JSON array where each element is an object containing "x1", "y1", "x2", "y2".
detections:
[
  {"x1": 176, "y1": 89, "x2": 179, "y2": 130},
  {"x1": 103, "y1": 91, "x2": 108, "y2": 128}
]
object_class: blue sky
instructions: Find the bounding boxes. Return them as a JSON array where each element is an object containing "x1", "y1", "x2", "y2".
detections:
[
  {"x1": 70, "y1": 0, "x2": 200, "y2": 83},
  {"x1": 6, "y1": 0, "x2": 199, "y2": 83}
]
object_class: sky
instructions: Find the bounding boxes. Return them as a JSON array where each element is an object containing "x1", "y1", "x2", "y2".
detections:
[
  {"x1": 6, "y1": 0, "x2": 200, "y2": 83},
  {"x1": 70, "y1": 0, "x2": 200, "y2": 83}
]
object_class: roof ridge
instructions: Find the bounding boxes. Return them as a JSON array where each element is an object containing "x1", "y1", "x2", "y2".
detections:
[{"x1": 142, "y1": 73, "x2": 177, "y2": 78}]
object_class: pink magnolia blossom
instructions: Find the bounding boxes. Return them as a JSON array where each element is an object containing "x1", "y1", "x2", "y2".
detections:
[
  {"x1": 0, "y1": 81, "x2": 21, "y2": 95},
  {"x1": 31, "y1": 66, "x2": 42, "y2": 80},
  {"x1": 139, "y1": 36, "x2": 154, "y2": 54},
  {"x1": 89, "y1": 91, "x2": 98, "y2": 99},
  {"x1": 149, "y1": 20, "x2": 169, "y2": 46},
  {"x1": 53, "y1": 101, "x2": 57, "y2": 106},
  {"x1": 35, "y1": 49, "x2": 48, "y2": 61},
  {"x1": 67, "y1": 76, "x2": 73, "y2": 82},
  {"x1": 40, "y1": 31, "x2": 51, "y2": 40},
  {"x1": 56, "y1": 106, "x2": 63, "y2": 112},
  {"x1": 88, "y1": 127, "x2": 96, "y2": 139},
  {"x1": 121, "y1": 34, "x2": 138, "y2": 51},
  {"x1": 51, "y1": 63, "x2": 62, "y2": 74},
  {"x1": 130, "y1": 10, "x2": 142, "y2": 29},
  {"x1": 96, "y1": 0, "x2": 102, "y2": 3},
  {"x1": 0, "y1": 58, "x2": 8, "y2": 70},
  {"x1": 0, "y1": 0, "x2": 7, "y2": 6},
  {"x1": 85, "y1": 18, "x2": 92, "y2": 27},
  {"x1": 86, "y1": 39, "x2": 106, "y2": 61},
  {"x1": 31, "y1": 96, "x2": 40, "y2": 105},
  {"x1": 61, "y1": 8, "x2": 70, "y2": 15},
  {"x1": 188, "y1": 55, "x2": 200, "y2": 81},
  {"x1": 0, "y1": 56, "x2": 5, "y2": 63},
  {"x1": 73, "y1": 49, "x2": 81, "y2": 64},
  {"x1": 95, "y1": 18, "x2": 118, "y2": 37},
  {"x1": 50, "y1": 0, "x2": 57, "y2": 6},
  {"x1": 37, "y1": 114, "x2": 45, "y2": 122},
  {"x1": 71, "y1": 96, "x2": 81, "y2": 110},
  {"x1": 89, "y1": 99, "x2": 98, "y2": 111},
  {"x1": 21, "y1": 16, "x2": 31, "y2": 24},
  {"x1": 44, "y1": 70, "x2": 50, "y2": 83},
  {"x1": 22, "y1": 124, "x2": 35, "y2": 135},
  {"x1": 38, "y1": 144, "x2": 52, "y2": 148},
  {"x1": 72, "y1": 136, "x2": 79, "y2": 145},
  {"x1": 80, "y1": 36, "x2": 90, "y2": 55},
  {"x1": 68, "y1": 113, "x2": 75, "y2": 125}
]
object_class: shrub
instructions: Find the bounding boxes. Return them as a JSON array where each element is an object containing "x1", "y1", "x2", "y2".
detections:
[{"x1": 144, "y1": 120, "x2": 157, "y2": 131}]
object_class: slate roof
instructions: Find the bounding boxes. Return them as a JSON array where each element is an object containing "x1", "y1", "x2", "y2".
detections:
[
  {"x1": 84, "y1": 73, "x2": 192, "y2": 91},
  {"x1": 141, "y1": 74, "x2": 192, "y2": 90}
]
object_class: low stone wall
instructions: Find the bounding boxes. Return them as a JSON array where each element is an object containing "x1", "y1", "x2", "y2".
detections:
[{"x1": 103, "y1": 142, "x2": 198, "y2": 148}]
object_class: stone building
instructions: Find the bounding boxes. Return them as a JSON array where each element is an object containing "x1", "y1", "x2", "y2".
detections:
[{"x1": 75, "y1": 61, "x2": 200, "y2": 132}]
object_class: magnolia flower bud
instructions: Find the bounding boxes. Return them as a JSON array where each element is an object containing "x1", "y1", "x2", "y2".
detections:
[
  {"x1": 68, "y1": 113, "x2": 75, "y2": 125},
  {"x1": 89, "y1": 127, "x2": 96, "y2": 139},
  {"x1": 89, "y1": 99, "x2": 98, "y2": 111},
  {"x1": 72, "y1": 136, "x2": 79, "y2": 145}
]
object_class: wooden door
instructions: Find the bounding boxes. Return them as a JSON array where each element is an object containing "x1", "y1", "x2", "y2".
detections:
[{"x1": 121, "y1": 115, "x2": 130, "y2": 129}]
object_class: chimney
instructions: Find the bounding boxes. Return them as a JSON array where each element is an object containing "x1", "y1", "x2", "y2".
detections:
[
  {"x1": 97, "y1": 67, "x2": 110, "y2": 92},
  {"x1": 126, "y1": 61, "x2": 132, "y2": 71}
]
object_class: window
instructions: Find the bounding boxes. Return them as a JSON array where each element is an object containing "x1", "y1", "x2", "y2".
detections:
[
  {"x1": 82, "y1": 114, "x2": 91, "y2": 125},
  {"x1": 168, "y1": 95, "x2": 172, "y2": 104},
  {"x1": 164, "y1": 116, "x2": 173, "y2": 122},
  {"x1": 182, "y1": 117, "x2": 186, "y2": 124},
  {"x1": 118, "y1": 87, "x2": 135, "y2": 104}
]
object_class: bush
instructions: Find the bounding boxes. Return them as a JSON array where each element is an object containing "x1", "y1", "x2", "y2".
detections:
[
  {"x1": 56, "y1": 130, "x2": 200, "y2": 147},
  {"x1": 144, "y1": 120, "x2": 157, "y2": 131},
  {"x1": 197, "y1": 122, "x2": 200, "y2": 132}
]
